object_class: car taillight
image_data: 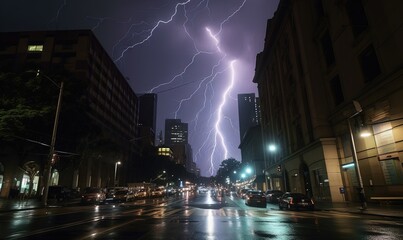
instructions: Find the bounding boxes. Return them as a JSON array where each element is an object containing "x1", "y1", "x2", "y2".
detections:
[{"x1": 289, "y1": 197, "x2": 294, "y2": 204}]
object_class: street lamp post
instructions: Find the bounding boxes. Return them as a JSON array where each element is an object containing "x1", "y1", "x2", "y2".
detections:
[
  {"x1": 114, "y1": 161, "x2": 121, "y2": 186},
  {"x1": 37, "y1": 70, "x2": 64, "y2": 206},
  {"x1": 347, "y1": 101, "x2": 367, "y2": 210}
]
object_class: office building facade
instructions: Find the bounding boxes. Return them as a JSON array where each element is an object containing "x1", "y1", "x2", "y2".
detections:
[
  {"x1": 0, "y1": 30, "x2": 138, "y2": 197},
  {"x1": 254, "y1": 0, "x2": 403, "y2": 202},
  {"x1": 238, "y1": 93, "x2": 260, "y2": 142}
]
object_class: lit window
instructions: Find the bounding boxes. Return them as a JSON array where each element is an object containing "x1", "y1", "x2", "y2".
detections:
[{"x1": 28, "y1": 45, "x2": 43, "y2": 52}]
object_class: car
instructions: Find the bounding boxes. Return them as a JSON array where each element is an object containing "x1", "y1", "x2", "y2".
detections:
[
  {"x1": 134, "y1": 189, "x2": 147, "y2": 198},
  {"x1": 47, "y1": 186, "x2": 76, "y2": 202},
  {"x1": 151, "y1": 187, "x2": 165, "y2": 197},
  {"x1": 80, "y1": 188, "x2": 106, "y2": 204},
  {"x1": 278, "y1": 192, "x2": 315, "y2": 211},
  {"x1": 265, "y1": 190, "x2": 284, "y2": 203},
  {"x1": 239, "y1": 188, "x2": 251, "y2": 199},
  {"x1": 110, "y1": 189, "x2": 135, "y2": 202},
  {"x1": 105, "y1": 187, "x2": 127, "y2": 202},
  {"x1": 245, "y1": 190, "x2": 266, "y2": 208}
]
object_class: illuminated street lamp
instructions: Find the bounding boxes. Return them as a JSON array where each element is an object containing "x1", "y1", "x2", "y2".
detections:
[
  {"x1": 34, "y1": 70, "x2": 64, "y2": 206},
  {"x1": 114, "y1": 161, "x2": 121, "y2": 186},
  {"x1": 268, "y1": 144, "x2": 277, "y2": 152}
]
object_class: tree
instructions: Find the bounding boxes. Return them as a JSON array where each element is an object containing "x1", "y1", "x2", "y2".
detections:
[
  {"x1": 0, "y1": 69, "x2": 96, "y2": 192},
  {"x1": 215, "y1": 158, "x2": 241, "y2": 186}
]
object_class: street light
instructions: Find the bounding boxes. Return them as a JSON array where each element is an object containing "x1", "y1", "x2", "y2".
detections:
[
  {"x1": 34, "y1": 70, "x2": 64, "y2": 206},
  {"x1": 347, "y1": 100, "x2": 367, "y2": 210},
  {"x1": 114, "y1": 161, "x2": 121, "y2": 186}
]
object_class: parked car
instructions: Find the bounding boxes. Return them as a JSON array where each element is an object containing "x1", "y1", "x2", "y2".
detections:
[
  {"x1": 278, "y1": 192, "x2": 315, "y2": 210},
  {"x1": 110, "y1": 189, "x2": 135, "y2": 202},
  {"x1": 105, "y1": 187, "x2": 127, "y2": 202},
  {"x1": 245, "y1": 190, "x2": 266, "y2": 208},
  {"x1": 151, "y1": 187, "x2": 165, "y2": 197},
  {"x1": 239, "y1": 188, "x2": 251, "y2": 199},
  {"x1": 47, "y1": 186, "x2": 75, "y2": 202},
  {"x1": 134, "y1": 189, "x2": 147, "y2": 198},
  {"x1": 265, "y1": 190, "x2": 284, "y2": 203},
  {"x1": 81, "y1": 188, "x2": 106, "y2": 204}
]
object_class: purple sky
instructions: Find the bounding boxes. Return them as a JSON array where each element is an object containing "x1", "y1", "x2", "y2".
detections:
[{"x1": 0, "y1": 0, "x2": 279, "y2": 176}]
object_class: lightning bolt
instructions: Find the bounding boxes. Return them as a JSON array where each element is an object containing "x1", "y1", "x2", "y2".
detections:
[
  {"x1": 114, "y1": 0, "x2": 192, "y2": 63},
  {"x1": 209, "y1": 60, "x2": 236, "y2": 175},
  {"x1": 100, "y1": 0, "x2": 248, "y2": 176},
  {"x1": 48, "y1": 0, "x2": 67, "y2": 29}
]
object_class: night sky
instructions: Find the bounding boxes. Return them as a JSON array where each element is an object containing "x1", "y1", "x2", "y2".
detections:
[{"x1": 0, "y1": 0, "x2": 280, "y2": 176}]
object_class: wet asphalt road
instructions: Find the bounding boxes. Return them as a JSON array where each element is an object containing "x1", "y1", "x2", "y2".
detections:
[{"x1": 1, "y1": 191, "x2": 402, "y2": 240}]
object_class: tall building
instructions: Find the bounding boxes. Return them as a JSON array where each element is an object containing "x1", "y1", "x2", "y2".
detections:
[
  {"x1": 138, "y1": 93, "x2": 157, "y2": 134},
  {"x1": 253, "y1": 0, "x2": 403, "y2": 203},
  {"x1": 164, "y1": 119, "x2": 196, "y2": 174},
  {"x1": 164, "y1": 119, "x2": 188, "y2": 145},
  {"x1": 138, "y1": 93, "x2": 158, "y2": 146},
  {"x1": 238, "y1": 93, "x2": 260, "y2": 142},
  {"x1": 0, "y1": 30, "x2": 139, "y2": 197}
]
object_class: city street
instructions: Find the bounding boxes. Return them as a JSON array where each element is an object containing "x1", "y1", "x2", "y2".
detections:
[{"x1": 1, "y1": 191, "x2": 402, "y2": 239}]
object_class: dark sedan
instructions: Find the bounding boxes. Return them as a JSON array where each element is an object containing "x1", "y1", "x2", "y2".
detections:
[
  {"x1": 245, "y1": 190, "x2": 266, "y2": 208},
  {"x1": 278, "y1": 192, "x2": 314, "y2": 210}
]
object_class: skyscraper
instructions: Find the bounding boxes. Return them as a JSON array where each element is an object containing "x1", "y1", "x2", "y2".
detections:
[
  {"x1": 164, "y1": 119, "x2": 188, "y2": 145},
  {"x1": 138, "y1": 93, "x2": 157, "y2": 145},
  {"x1": 164, "y1": 119, "x2": 195, "y2": 173},
  {"x1": 238, "y1": 93, "x2": 260, "y2": 142}
]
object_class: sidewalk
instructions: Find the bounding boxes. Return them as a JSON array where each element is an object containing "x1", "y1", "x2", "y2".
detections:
[
  {"x1": 0, "y1": 197, "x2": 80, "y2": 213},
  {"x1": 315, "y1": 201, "x2": 403, "y2": 219},
  {"x1": 1, "y1": 197, "x2": 403, "y2": 219}
]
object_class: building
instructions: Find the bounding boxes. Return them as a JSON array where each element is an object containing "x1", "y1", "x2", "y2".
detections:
[
  {"x1": 253, "y1": 0, "x2": 403, "y2": 203},
  {"x1": 237, "y1": 93, "x2": 260, "y2": 142},
  {"x1": 164, "y1": 119, "x2": 188, "y2": 145},
  {"x1": 138, "y1": 93, "x2": 157, "y2": 146},
  {"x1": 0, "y1": 30, "x2": 139, "y2": 198},
  {"x1": 238, "y1": 125, "x2": 265, "y2": 190},
  {"x1": 164, "y1": 119, "x2": 197, "y2": 174},
  {"x1": 238, "y1": 94, "x2": 264, "y2": 189}
]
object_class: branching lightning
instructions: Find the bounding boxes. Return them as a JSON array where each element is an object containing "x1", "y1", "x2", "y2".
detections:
[
  {"x1": 209, "y1": 60, "x2": 236, "y2": 175},
  {"x1": 114, "y1": 0, "x2": 192, "y2": 63},
  {"x1": 82, "y1": 0, "x2": 249, "y2": 176}
]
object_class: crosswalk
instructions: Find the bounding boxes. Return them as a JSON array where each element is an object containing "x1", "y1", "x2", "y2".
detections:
[{"x1": 118, "y1": 205, "x2": 361, "y2": 220}]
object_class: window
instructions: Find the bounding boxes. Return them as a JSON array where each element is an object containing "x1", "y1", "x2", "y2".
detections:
[
  {"x1": 379, "y1": 158, "x2": 403, "y2": 185},
  {"x1": 359, "y1": 45, "x2": 381, "y2": 82},
  {"x1": 320, "y1": 31, "x2": 335, "y2": 66},
  {"x1": 27, "y1": 45, "x2": 43, "y2": 52},
  {"x1": 346, "y1": 0, "x2": 368, "y2": 37},
  {"x1": 330, "y1": 75, "x2": 344, "y2": 105}
]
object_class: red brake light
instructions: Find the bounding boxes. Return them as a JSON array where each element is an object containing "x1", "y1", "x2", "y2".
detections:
[{"x1": 289, "y1": 197, "x2": 294, "y2": 204}]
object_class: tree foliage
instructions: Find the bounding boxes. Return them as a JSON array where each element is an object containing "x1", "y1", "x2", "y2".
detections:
[
  {"x1": 0, "y1": 69, "x2": 103, "y2": 176},
  {"x1": 215, "y1": 158, "x2": 241, "y2": 185}
]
